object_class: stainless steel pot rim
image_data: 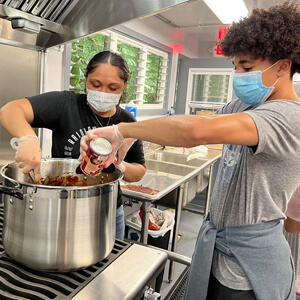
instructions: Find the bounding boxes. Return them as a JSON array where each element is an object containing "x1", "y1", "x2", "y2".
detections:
[{"x1": 0, "y1": 158, "x2": 123, "y2": 190}]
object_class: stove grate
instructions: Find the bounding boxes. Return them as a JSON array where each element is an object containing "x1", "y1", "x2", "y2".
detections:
[
  {"x1": 0, "y1": 206, "x2": 4, "y2": 254},
  {"x1": 0, "y1": 205, "x2": 131, "y2": 299}
]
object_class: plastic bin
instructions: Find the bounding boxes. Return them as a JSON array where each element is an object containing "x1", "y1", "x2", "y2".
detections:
[
  {"x1": 125, "y1": 207, "x2": 175, "y2": 292},
  {"x1": 126, "y1": 207, "x2": 174, "y2": 239}
]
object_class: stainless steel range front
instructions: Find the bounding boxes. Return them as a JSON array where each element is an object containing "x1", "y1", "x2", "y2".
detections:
[{"x1": 0, "y1": 205, "x2": 168, "y2": 299}]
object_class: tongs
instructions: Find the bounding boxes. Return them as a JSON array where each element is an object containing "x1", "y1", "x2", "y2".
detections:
[
  {"x1": 26, "y1": 170, "x2": 35, "y2": 183},
  {"x1": 10, "y1": 137, "x2": 35, "y2": 183}
]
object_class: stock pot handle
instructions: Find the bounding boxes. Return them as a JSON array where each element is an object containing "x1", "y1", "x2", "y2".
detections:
[{"x1": 0, "y1": 186, "x2": 23, "y2": 200}]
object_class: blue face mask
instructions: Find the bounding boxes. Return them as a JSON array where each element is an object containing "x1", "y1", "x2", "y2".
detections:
[{"x1": 233, "y1": 61, "x2": 280, "y2": 105}]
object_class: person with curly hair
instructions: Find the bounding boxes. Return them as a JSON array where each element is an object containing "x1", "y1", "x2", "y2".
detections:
[{"x1": 79, "y1": 2, "x2": 300, "y2": 299}]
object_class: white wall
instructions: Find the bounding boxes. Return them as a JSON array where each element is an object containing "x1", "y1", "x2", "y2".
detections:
[
  {"x1": 44, "y1": 46, "x2": 65, "y2": 93},
  {"x1": 39, "y1": 46, "x2": 65, "y2": 158}
]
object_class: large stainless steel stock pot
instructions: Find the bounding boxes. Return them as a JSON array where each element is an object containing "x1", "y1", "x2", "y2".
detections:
[{"x1": 0, "y1": 158, "x2": 122, "y2": 272}]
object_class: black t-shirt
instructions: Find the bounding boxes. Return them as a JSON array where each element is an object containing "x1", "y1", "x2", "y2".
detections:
[{"x1": 27, "y1": 91, "x2": 145, "y2": 207}]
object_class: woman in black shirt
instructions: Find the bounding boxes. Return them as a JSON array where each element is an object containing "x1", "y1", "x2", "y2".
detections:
[{"x1": 0, "y1": 51, "x2": 146, "y2": 240}]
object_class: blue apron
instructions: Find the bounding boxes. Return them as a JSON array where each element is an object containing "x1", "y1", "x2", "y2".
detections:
[{"x1": 184, "y1": 214, "x2": 295, "y2": 300}]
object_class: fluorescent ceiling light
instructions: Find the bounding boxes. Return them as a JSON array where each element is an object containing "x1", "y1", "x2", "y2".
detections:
[{"x1": 204, "y1": 0, "x2": 248, "y2": 24}]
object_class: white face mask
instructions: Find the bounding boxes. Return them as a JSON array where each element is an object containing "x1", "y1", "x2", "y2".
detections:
[{"x1": 86, "y1": 88, "x2": 122, "y2": 112}]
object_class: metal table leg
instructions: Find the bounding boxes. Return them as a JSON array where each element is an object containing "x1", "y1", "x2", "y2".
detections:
[
  {"x1": 168, "y1": 183, "x2": 184, "y2": 282},
  {"x1": 141, "y1": 201, "x2": 151, "y2": 244},
  {"x1": 203, "y1": 164, "x2": 213, "y2": 216}
]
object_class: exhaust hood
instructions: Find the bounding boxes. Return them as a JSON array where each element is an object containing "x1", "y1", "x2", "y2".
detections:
[{"x1": 0, "y1": 0, "x2": 192, "y2": 51}]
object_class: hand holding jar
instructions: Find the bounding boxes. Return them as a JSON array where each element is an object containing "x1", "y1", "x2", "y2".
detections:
[{"x1": 79, "y1": 125, "x2": 136, "y2": 169}]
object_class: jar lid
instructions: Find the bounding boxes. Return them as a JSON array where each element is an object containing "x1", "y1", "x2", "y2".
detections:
[{"x1": 90, "y1": 138, "x2": 112, "y2": 155}]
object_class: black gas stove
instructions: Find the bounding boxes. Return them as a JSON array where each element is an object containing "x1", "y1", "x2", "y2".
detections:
[{"x1": 0, "y1": 205, "x2": 167, "y2": 300}]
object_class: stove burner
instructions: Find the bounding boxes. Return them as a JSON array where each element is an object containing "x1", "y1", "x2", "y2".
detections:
[{"x1": 0, "y1": 205, "x2": 131, "y2": 299}]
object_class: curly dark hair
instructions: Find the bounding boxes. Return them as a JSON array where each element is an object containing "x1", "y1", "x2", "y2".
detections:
[{"x1": 220, "y1": 1, "x2": 300, "y2": 76}]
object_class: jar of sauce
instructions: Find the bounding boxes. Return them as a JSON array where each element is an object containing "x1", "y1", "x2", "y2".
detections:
[{"x1": 80, "y1": 138, "x2": 112, "y2": 177}]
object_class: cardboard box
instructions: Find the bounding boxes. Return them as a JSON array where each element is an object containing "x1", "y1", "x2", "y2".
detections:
[
  {"x1": 206, "y1": 144, "x2": 223, "y2": 151},
  {"x1": 196, "y1": 110, "x2": 215, "y2": 116}
]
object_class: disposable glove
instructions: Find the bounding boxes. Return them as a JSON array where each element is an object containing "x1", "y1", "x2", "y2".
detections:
[
  {"x1": 10, "y1": 135, "x2": 42, "y2": 183},
  {"x1": 114, "y1": 137, "x2": 138, "y2": 173},
  {"x1": 115, "y1": 161, "x2": 126, "y2": 173},
  {"x1": 79, "y1": 125, "x2": 125, "y2": 168},
  {"x1": 117, "y1": 138, "x2": 137, "y2": 164}
]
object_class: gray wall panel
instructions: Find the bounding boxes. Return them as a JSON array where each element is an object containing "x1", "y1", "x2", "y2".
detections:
[{"x1": 0, "y1": 44, "x2": 40, "y2": 165}]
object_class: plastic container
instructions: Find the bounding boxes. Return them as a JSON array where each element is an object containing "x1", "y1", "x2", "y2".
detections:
[
  {"x1": 169, "y1": 106, "x2": 175, "y2": 116},
  {"x1": 125, "y1": 207, "x2": 175, "y2": 238},
  {"x1": 125, "y1": 100, "x2": 137, "y2": 118}
]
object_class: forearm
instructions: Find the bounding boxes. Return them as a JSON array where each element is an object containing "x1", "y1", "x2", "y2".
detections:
[
  {"x1": 117, "y1": 113, "x2": 258, "y2": 147},
  {"x1": 0, "y1": 101, "x2": 36, "y2": 137},
  {"x1": 118, "y1": 115, "x2": 200, "y2": 148},
  {"x1": 122, "y1": 163, "x2": 146, "y2": 182}
]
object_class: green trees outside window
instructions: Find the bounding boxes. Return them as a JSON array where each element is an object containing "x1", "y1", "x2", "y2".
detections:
[
  {"x1": 117, "y1": 41, "x2": 139, "y2": 103},
  {"x1": 145, "y1": 52, "x2": 161, "y2": 104},
  {"x1": 70, "y1": 34, "x2": 106, "y2": 94}
]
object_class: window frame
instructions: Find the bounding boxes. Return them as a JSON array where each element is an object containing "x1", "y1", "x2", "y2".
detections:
[{"x1": 185, "y1": 68, "x2": 234, "y2": 114}]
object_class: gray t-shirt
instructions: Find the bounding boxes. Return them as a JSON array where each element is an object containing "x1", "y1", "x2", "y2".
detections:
[{"x1": 210, "y1": 98, "x2": 300, "y2": 290}]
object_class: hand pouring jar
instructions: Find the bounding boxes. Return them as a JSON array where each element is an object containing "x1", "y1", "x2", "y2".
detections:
[{"x1": 81, "y1": 137, "x2": 113, "y2": 177}]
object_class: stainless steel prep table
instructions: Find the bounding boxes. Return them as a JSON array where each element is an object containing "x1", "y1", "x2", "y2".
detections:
[{"x1": 121, "y1": 147, "x2": 221, "y2": 281}]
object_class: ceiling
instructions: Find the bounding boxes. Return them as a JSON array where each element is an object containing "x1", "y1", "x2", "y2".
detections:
[{"x1": 122, "y1": 0, "x2": 294, "y2": 59}]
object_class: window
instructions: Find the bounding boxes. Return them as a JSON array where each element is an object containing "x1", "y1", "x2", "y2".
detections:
[
  {"x1": 144, "y1": 52, "x2": 168, "y2": 105},
  {"x1": 117, "y1": 40, "x2": 140, "y2": 104},
  {"x1": 70, "y1": 34, "x2": 107, "y2": 94},
  {"x1": 69, "y1": 30, "x2": 169, "y2": 110},
  {"x1": 186, "y1": 68, "x2": 234, "y2": 113}
]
